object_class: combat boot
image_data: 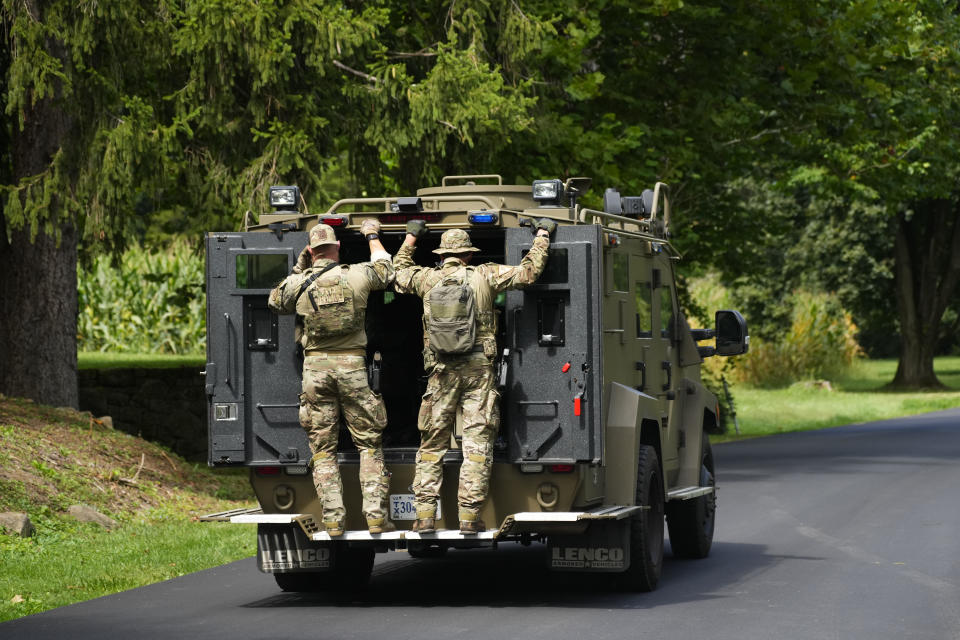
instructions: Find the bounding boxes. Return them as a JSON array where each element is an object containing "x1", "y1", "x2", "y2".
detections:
[
  {"x1": 367, "y1": 518, "x2": 396, "y2": 534},
  {"x1": 459, "y1": 519, "x2": 486, "y2": 535},
  {"x1": 323, "y1": 520, "x2": 345, "y2": 537},
  {"x1": 412, "y1": 517, "x2": 436, "y2": 534}
]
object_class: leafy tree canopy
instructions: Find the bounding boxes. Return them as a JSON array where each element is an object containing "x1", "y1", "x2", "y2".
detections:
[{"x1": 3, "y1": 0, "x2": 960, "y2": 395}]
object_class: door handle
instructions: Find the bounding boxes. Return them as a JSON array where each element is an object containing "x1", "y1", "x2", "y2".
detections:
[{"x1": 224, "y1": 313, "x2": 233, "y2": 388}]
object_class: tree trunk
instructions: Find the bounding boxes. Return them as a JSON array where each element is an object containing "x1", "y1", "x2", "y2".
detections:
[
  {"x1": 890, "y1": 200, "x2": 960, "y2": 389},
  {"x1": 0, "y1": 227, "x2": 78, "y2": 408},
  {"x1": 0, "y1": 0, "x2": 78, "y2": 408}
]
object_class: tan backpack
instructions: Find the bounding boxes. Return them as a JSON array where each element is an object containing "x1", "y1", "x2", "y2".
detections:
[{"x1": 427, "y1": 268, "x2": 477, "y2": 354}]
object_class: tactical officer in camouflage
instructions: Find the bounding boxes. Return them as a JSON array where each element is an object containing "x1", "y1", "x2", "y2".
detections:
[
  {"x1": 393, "y1": 219, "x2": 555, "y2": 534},
  {"x1": 268, "y1": 220, "x2": 394, "y2": 536}
]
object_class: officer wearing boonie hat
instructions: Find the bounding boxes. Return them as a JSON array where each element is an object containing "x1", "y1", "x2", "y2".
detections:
[
  {"x1": 431, "y1": 228, "x2": 481, "y2": 255},
  {"x1": 269, "y1": 218, "x2": 395, "y2": 537},
  {"x1": 393, "y1": 218, "x2": 556, "y2": 535}
]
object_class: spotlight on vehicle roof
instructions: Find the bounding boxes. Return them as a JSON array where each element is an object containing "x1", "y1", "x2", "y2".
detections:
[
  {"x1": 532, "y1": 179, "x2": 563, "y2": 206},
  {"x1": 269, "y1": 186, "x2": 300, "y2": 210},
  {"x1": 396, "y1": 196, "x2": 423, "y2": 213}
]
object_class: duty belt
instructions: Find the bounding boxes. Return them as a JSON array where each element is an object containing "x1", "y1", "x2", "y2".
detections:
[{"x1": 304, "y1": 348, "x2": 366, "y2": 358}]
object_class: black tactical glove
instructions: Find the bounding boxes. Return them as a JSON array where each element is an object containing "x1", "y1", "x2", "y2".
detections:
[
  {"x1": 293, "y1": 246, "x2": 313, "y2": 273},
  {"x1": 406, "y1": 219, "x2": 428, "y2": 239},
  {"x1": 536, "y1": 218, "x2": 557, "y2": 237}
]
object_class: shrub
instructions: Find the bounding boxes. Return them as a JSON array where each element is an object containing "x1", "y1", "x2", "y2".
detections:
[
  {"x1": 77, "y1": 241, "x2": 205, "y2": 354},
  {"x1": 687, "y1": 273, "x2": 739, "y2": 431},
  {"x1": 735, "y1": 290, "x2": 862, "y2": 387}
]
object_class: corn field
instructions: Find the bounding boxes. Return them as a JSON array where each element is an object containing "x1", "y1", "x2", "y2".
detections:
[{"x1": 77, "y1": 242, "x2": 205, "y2": 354}]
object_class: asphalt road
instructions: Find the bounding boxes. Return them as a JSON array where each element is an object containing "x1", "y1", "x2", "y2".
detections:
[{"x1": 3, "y1": 409, "x2": 959, "y2": 640}]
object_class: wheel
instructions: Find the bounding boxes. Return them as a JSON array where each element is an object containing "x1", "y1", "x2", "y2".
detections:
[
  {"x1": 271, "y1": 543, "x2": 374, "y2": 592},
  {"x1": 621, "y1": 444, "x2": 664, "y2": 592},
  {"x1": 274, "y1": 572, "x2": 324, "y2": 592},
  {"x1": 666, "y1": 432, "x2": 716, "y2": 558}
]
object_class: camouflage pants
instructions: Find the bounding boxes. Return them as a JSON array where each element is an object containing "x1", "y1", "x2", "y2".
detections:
[
  {"x1": 413, "y1": 353, "x2": 500, "y2": 522},
  {"x1": 299, "y1": 354, "x2": 389, "y2": 526}
]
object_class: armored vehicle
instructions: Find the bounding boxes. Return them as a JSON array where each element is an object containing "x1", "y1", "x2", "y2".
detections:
[{"x1": 201, "y1": 175, "x2": 748, "y2": 592}]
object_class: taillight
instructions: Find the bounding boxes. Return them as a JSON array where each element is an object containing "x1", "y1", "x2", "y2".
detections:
[
  {"x1": 319, "y1": 215, "x2": 348, "y2": 227},
  {"x1": 255, "y1": 466, "x2": 281, "y2": 476},
  {"x1": 548, "y1": 464, "x2": 575, "y2": 473}
]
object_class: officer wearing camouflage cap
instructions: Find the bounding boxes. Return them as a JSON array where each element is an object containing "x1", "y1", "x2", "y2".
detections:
[
  {"x1": 393, "y1": 219, "x2": 555, "y2": 534},
  {"x1": 269, "y1": 220, "x2": 394, "y2": 536}
]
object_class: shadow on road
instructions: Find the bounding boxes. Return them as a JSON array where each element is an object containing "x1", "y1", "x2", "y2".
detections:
[{"x1": 242, "y1": 540, "x2": 804, "y2": 610}]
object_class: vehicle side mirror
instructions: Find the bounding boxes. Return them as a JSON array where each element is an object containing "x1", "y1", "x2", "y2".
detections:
[{"x1": 716, "y1": 310, "x2": 749, "y2": 356}]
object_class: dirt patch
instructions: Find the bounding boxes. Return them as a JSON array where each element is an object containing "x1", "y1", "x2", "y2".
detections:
[{"x1": 0, "y1": 395, "x2": 251, "y2": 521}]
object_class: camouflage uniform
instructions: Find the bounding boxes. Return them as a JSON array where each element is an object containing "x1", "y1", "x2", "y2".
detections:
[
  {"x1": 269, "y1": 224, "x2": 394, "y2": 531},
  {"x1": 393, "y1": 229, "x2": 549, "y2": 524}
]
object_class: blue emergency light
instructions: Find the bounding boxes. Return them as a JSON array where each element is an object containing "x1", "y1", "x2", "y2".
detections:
[{"x1": 468, "y1": 212, "x2": 499, "y2": 225}]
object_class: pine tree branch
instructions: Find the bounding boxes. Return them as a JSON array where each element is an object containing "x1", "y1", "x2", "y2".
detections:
[{"x1": 332, "y1": 60, "x2": 378, "y2": 84}]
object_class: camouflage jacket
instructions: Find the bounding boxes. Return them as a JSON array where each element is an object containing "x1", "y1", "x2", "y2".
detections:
[
  {"x1": 269, "y1": 254, "x2": 394, "y2": 351},
  {"x1": 393, "y1": 235, "x2": 549, "y2": 361}
]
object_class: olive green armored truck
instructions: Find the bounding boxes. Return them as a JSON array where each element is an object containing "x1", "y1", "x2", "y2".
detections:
[{"x1": 201, "y1": 175, "x2": 748, "y2": 592}]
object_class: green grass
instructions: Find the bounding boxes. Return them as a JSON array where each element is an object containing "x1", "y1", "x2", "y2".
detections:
[
  {"x1": 0, "y1": 395, "x2": 255, "y2": 622},
  {"x1": 78, "y1": 351, "x2": 205, "y2": 370},
  {"x1": 0, "y1": 518, "x2": 255, "y2": 621},
  {"x1": 719, "y1": 356, "x2": 960, "y2": 441}
]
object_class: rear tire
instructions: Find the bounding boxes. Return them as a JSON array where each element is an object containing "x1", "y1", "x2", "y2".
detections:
[
  {"x1": 666, "y1": 432, "x2": 716, "y2": 559},
  {"x1": 621, "y1": 444, "x2": 664, "y2": 592},
  {"x1": 271, "y1": 543, "x2": 375, "y2": 592}
]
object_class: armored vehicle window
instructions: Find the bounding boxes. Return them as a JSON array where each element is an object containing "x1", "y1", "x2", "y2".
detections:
[
  {"x1": 636, "y1": 282, "x2": 652, "y2": 338},
  {"x1": 236, "y1": 254, "x2": 288, "y2": 289},
  {"x1": 660, "y1": 286, "x2": 674, "y2": 339},
  {"x1": 612, "y1": 253, "x2": 629, "y2": 292}
]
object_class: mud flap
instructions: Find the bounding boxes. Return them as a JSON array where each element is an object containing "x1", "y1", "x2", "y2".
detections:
[
  {"x1": 547, "y1": 520, "x2": 630, "y2": 572},
  {"x1": 257, "y1": 523, "x2": 334, "y2": 573}
]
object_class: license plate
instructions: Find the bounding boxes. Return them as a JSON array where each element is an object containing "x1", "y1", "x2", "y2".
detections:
[{"x1": 389, "y1": 494, "x2": 441, "y2": 521}]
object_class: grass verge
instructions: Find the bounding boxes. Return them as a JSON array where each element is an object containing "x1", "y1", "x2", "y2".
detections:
[
  {"x1": 0, "y1": 395, "x2": 256, "y2": 622},
  {"x1": 78, "y1": 351, "x2": 205, "y2": 370},
  {"x1": 1, "y1": 520, "x2": 254, "y2": 619},
  {"x1": 718, "y1": 356, "x2": 960, "y2": 441}
]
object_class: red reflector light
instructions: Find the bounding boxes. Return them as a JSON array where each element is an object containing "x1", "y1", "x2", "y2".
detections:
[
  {"x1": 574, "y1": 397, "x2": 581, "y2": 416},
  {"x1": 319, "y1": 216, "x2": 348, "y2": 227},
  {"x1": 255, "y1": 466, "x2": 281, "y2": 476},
  {"x1": 548, "y1": 464, "x2": 575, "y2": 473}
]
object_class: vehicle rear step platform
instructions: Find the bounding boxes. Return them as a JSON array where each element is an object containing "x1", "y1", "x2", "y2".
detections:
[
  {"x1": 199, "y1": 504, "x2": 656, "y2": 541},
  {"x1": 666, "y1": 486, "x2": 714, "y2": 501},
  {"x1": 198, "y1": 507, "x2": 264, "y2": 522}
]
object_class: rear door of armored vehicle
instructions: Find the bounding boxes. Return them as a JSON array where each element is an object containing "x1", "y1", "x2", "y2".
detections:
[
  {"x1": 205, "y1": 231, "x2": 310, "y2": 467},
  {"x1": 503, "y1": 224, "x2": 602, "y2": 465}
]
